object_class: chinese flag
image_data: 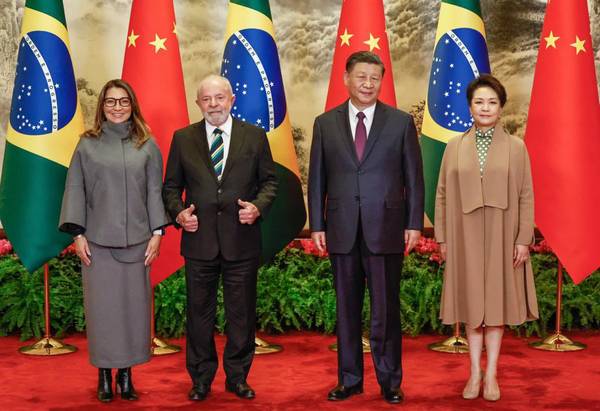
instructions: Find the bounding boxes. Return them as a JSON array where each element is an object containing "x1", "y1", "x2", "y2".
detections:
[
  {"x1": 122, "y1": 0, "x2": 189, "y2": 286},
  {"x1": 325, "y1": 0, "x2": 396, "y2": 110},
  {"x1": 524, "y1": 0, "x2": 600, "y2": 283}
]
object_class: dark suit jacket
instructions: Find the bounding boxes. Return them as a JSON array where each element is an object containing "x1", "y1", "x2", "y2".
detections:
[
  {"x1": 308, "y1": 100, "x2": 424, "y2": 254},
  {"x1": 162, "y1": 118, "x2": 278, "y2": 261}
]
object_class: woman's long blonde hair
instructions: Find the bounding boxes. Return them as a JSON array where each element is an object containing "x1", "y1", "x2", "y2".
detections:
[{"x1": 83, "y1": 79, "x2": 151, "y2": 148}]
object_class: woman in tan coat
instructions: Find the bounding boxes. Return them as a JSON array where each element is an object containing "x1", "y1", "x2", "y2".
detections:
[{"x1": 434, "y1": 74, "x2": 538, "y2": 402}]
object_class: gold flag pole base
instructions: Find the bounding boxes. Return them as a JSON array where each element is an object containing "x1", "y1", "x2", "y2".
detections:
[
  {"x1": 255, "y1": 337, "x2": 283, "y2": 355},
  {"x1": 530, "y1": 262, "x2": 586, "y2": 352},
  {"x1": 151, "y1": 337, "x2": 181, "y2": 356},
  {"x1": 329, "y1": 336, "x2": 371, "y2": 353},
  {"x1": 428, "y1": 335, "x2": 469, "y2": 354},
  {"x1": 529, "y1": 332, "x2": 586, "y2": 352},
  {"x1": 19, "y1": 265, "x2": 77, "y2": 356},
  {"x1": 429, "y1": 323, "x2": 469, "y2": 354},
  {"x1": 19, "y1": 336, "x2": 77, "y2": 356},
  {"x1": 150, "y1": 289, "x2": 181, "y2": 356}
]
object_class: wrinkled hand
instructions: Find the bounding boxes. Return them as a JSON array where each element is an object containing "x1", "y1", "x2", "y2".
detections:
[
  {"x1": 439, "y1": 243, "x2": 447, "y2": 262},
  {"x1": 311, "y1": 231, "x2": 327, "y2": 254},
  {"x1": 238, "y1": 199, "x2": 260, "y2": 224},
  {"x1": 404, "y1": 230, "x2": 421, "y2": 255},
  {"x1": 74, "y1": 235, "x2": 91, "y2": 266},
  {"x1": 513, "y1": 244, "x2": 529, "y2": 268},
  {"x1": 144, "y1": 235, "x2": 162, "y2": 266},
  {"x1": 177, "y1": 204, "x2": 198, "y2": 232}
]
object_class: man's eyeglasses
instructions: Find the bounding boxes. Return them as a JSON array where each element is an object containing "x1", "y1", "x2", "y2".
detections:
[{"x1": 104, "y1": 97, "x2": 131, "y2": 107}]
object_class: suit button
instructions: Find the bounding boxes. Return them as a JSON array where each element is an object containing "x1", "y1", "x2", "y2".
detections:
[
  {"x1": 217, "y1": 188, "x2": 223, "y2": 194},
  {"x1": 217, "y1": 211, "x2": 222, "y2": 216},
  {"x1": 354, "y1": 196, "x2": 360, "y2": 201},
  {"x1": 357, "y1": 170, "x2": 364, "y2": 175}
]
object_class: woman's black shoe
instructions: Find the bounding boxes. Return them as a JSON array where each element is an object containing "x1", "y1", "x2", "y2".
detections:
[
  {"x1": 97, "y1": 368, "x2": 113, "y2": 402},
  {"x1": 116, "y1": 367, "x2": 139, "y2": 400}
]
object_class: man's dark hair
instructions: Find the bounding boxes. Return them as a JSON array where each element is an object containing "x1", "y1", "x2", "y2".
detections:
[
  {"x1": 466, "y1": 74, "x2": 507, "y2": 107},
  {"x1": 345, "y1": 51, "x2": 385, "y2": 76}
]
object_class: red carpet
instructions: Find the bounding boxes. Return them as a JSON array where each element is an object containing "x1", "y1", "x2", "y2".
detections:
[{"x1": 1, "y1": 331, "x2": 599, "y2": 410}]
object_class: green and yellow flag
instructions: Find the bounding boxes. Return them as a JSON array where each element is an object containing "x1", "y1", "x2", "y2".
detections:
[
  {"x1": 221, "y1": 0, "x2": 306, "y2": 262},
  {"x1": 0, "y1": 0, "x2": 83, "y2": 271},
  {"x1": 421, "y1": 0, "x2": 490, "y2": 221}
]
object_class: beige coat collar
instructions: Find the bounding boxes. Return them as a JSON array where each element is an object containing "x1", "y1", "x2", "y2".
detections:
[{"x1": 457, "y1": 126, "x2": 510, "y2": 213}]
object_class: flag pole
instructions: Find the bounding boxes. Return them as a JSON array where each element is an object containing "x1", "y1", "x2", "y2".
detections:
[
  {"x1": 428, "y1": 322, "x2": 469, "y2": 353},
  {"x1": 530, "y1": 261, "x2": 585, "y2": 351},
  {"x1": 19, "y1": 264, "x2": 77, "y2": 356},
  {"x1": 151, "y1": 287, "x2": 181, "y2": 355}
]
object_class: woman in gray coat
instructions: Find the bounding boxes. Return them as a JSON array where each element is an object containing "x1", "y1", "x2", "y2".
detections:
[{"x1": 59, "y1": 79, "x2": 169, "y2": 402}]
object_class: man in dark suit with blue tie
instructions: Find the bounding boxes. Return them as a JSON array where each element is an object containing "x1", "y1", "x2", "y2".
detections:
[
  {"x1": 308, "y1": 51, "x2": 424, "y2": 404},
  {"x1": 163, "y1": 75, "x2": 277, "y2": 402}
]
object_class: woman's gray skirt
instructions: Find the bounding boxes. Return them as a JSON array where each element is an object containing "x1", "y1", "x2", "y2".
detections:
[{"x1": 82, "y1": 241, "x2": 151, "y2": 368}]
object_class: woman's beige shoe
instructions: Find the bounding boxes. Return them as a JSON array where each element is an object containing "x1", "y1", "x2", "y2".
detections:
[
  {"x1": 462, "y1": 373, "x2": 483, "y2": 400},
  {"x1": 483, "y1": 376, "x2": 501, "y2": 401}
]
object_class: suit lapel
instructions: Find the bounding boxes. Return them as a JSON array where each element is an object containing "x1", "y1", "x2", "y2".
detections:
[
  {"x1": 192, "y1": 120, "x2": 217, "y2": 180},
  {"x1": 220, "y1": 119, "x2": 244, "y2": 183},
  {"x1": 361, "y1": 101, "x2": 388, "y2": 164},
  {"x1": 335, "y1": 101, "x2": 360, "y2": 167}
]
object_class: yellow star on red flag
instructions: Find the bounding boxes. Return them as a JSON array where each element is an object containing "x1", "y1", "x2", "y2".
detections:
[
  {"x1": 128, "y1": 29, "x2": 140, "y2": 47},
  {"x1": 149, "y1": 34, "x2": 167, "y2": 53},
  {"x1": 570, "y1": 36, "x2": 586, "y2": 54},
  {"x1": 340, "y1": 28, "x2": 353, "y2": 46},
  {"x1": 544, "y1": 31, "x2": 559, "y2": 49},
  {"x1": 364, "y1": 33, "x2": 380, "y2": 51}
]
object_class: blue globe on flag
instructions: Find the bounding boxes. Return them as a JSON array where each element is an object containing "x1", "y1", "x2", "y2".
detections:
[
  {"x1": 427, "y1": 28, "x2": 491, "y2": 133},
  {"x1": 221, "y1": 29, "x2": 287, "y2": 132},
  {"x1": 9, "y1": 31, "x2": 77, "y2": 136}
]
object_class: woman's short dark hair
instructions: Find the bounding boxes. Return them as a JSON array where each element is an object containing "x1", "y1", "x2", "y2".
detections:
[
  {"x1": 345, "y1": 51, "x2": 385, "y2": 76},
  {"x1": 466, "y1": 74, "x2": 507, "y2": 107}
]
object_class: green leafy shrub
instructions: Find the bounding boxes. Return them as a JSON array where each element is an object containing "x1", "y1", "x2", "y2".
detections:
[{"x1": 0, "y1": 248, "x2": 598, "y2": 341}]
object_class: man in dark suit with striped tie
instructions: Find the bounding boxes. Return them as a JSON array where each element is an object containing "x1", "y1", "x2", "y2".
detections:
[
  {"x1": 308, "y1": 52, "x2": 424, "y2": 404},
  {"x1": 163, "y1": 75, "x2": 278, "y2": 401}
]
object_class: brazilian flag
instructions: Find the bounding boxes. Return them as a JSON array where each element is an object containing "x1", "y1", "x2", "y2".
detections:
[
  {"x1": 421, "y1": 0, "x2": 490, "y2": 221},
  {"x1": 0, "y1": 0, "x2": 83, "y2": 271},
  {"x1": 221, "y1": 0, "x2": 306, "y2": 262}
]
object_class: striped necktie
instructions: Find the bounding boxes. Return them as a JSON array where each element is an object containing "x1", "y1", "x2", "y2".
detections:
[{"x1": 210, "y1": 128, "x2": 224, "y2": 178}]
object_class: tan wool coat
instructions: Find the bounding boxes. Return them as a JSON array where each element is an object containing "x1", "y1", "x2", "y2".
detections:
[{"x1": 434, "y1": 126, "x2": 539, "y2": 328}]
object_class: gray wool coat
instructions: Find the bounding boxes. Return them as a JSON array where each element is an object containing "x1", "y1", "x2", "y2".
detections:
[{"x1": 59, "y1": 121, "x2": 169, "y2": 246}]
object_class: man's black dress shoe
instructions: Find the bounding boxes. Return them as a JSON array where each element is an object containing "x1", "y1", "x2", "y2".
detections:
[
  {"x1": 381, "y1": 387, "x2": 404, "y2": 404},
  {"x1": 97, "y1": 368, "x2": 113, "y2": 403},
  {"x1": 225, "y1": 381, "x2": 255, "y2": 399},
  {"x1": 327, "y1": 384, "x2": 363, "y2": 401},
  {"x1": 116, "y1": 367, "x2": 138, "y2": 401},
  {"x1": 188, "y1": 383, "x2": 211, "y2": 401}
]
